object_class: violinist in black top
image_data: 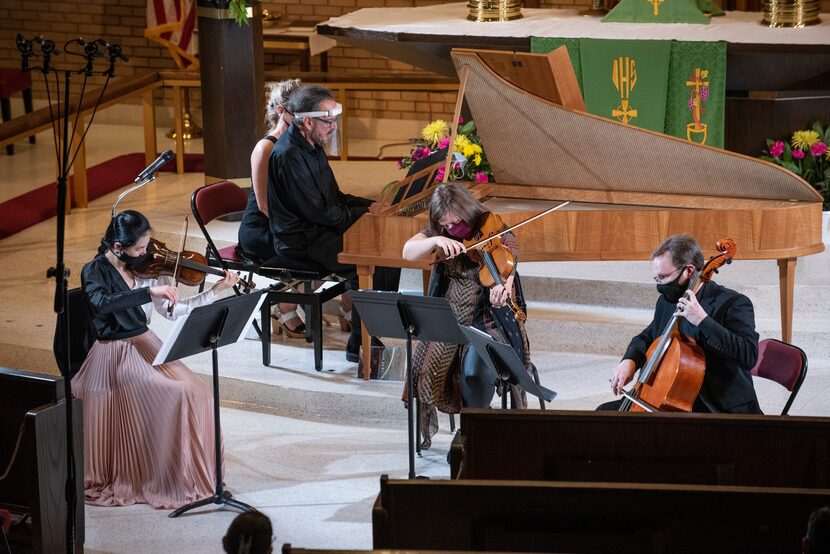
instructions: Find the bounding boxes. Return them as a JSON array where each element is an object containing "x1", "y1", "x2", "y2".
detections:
[
  {"x1": 402, "y1": 183, "x2": 534, "y2": 447},
  {"x1": 74, "y1": 210, "x2": 240, "y2": 509},
  {"x1": 604, "y1": 234, "x2": 761, "y2": 414}
]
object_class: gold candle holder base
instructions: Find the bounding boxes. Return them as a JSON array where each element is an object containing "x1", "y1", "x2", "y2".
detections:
[
  {"x1": 166, "y1": 88, "x2": 204, "y2": 140},
  {"x1": 167, "y1": 111, "x2": 204, "y2": 140},
  {"x1": 578, "y1": 0, "x2": 609, "y2": 16},
  {"x1": 762, "y1": 0, "x2": 821, "y2": 27},
  {"x1": 468, "y1": 0, "x2": 523, "y2": 21}
]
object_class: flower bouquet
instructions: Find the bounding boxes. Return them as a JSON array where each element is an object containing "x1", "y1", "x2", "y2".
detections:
[
  {"x1": 397, "y1": 118, "x2": 493, "y2": 184},
  {"x1": 760, "y1": 121, "x2": 830, "y2": 210}
]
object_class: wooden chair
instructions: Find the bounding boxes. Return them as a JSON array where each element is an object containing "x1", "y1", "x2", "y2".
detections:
[
  {"x1": 191, "y1": 180, "x2": 349, "y2": 371},
  {"x1": 751, "y1": 338, "x2": 808, "y2": 415}
]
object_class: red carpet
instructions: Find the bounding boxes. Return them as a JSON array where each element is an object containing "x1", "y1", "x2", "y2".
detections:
[{"x1": 0, "y1": 153, "x2": 204, "y2": 239}]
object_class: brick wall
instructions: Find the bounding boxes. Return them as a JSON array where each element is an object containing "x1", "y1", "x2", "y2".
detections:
[{"x1": 1, "y1": 0, "x2": 828, "y2": 127}]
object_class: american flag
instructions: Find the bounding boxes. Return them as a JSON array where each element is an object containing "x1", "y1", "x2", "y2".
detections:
[{"x1": 145, "y1": 0, "x2": 198, "y2": 70}]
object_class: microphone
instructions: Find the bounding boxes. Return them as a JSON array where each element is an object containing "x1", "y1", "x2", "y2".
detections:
[
  {"x1": 135, "y1": 150, "x2": 174, "y2": 182},
  {"x1": 97, "y1": 39, "x2": 129, "y2": 62}
]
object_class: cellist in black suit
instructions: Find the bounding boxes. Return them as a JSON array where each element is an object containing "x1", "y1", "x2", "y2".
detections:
[{"x1": 601, "y1": 234, "x2": 762, "y2": 414}]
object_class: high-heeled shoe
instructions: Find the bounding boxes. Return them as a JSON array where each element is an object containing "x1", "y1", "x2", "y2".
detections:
[
  {"x1": 271, "y1": 310, "x2": 306, "y2": 339},
  {"x1": 338, "y1": 304, "x2": 352, "y2": 333}
]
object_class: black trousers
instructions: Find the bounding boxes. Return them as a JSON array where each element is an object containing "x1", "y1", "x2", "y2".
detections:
[{"x1": 277, "y1": 229, "x2": 401, "y2": 351}]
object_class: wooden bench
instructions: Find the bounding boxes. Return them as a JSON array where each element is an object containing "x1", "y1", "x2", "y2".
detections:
[
  {"x1": 0, "y1": 367, "x2": 83, "y2": 553},
  {"x1": 450, "y1": 409, "x2": 830, "y2": 487},
  {"x1": 372, "y1": 475, "x2": 829, "y2": 554}
]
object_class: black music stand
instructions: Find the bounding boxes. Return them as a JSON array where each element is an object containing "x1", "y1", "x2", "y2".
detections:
[
  {"x1": 351, "y1": 291, "x2": 467, "y2": 479},
  {"x1": 460, "y1": 326, "x2": 557, "y2": 408},
  {"x1": 157, "y1": 290, "x2": 266, "y2": 518}
]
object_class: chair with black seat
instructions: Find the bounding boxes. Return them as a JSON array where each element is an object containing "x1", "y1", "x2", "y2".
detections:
[
  {"x1": 750, "y1": 338, "x2": 808, "y2": 415},
  {"x1": 191, "y1": 180, "x2": 349, "y2": 371}
]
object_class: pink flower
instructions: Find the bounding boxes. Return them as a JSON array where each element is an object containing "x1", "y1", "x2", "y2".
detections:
[
  {"x1": 457, "y1": 116, "x2": 465, "y2": 125},
  {"x1": 438, "y1": 137, "x2": 451, "y2": 150},
  {"x1": 812, "y1": 142, "x2": 827, "y2": 157},
  {"x1": 792, "y1": 149, "x2": 805, "y2": 160},
  {"x1": 453, "y1": 162, "x2": 461, "y2": 170},
  {"x1": 435, "y1": 167, "x2": 445, "y2": 182},
  {"x1": 474, "y1": 171, "x2": 489, "y2": 183},
  {"x1": 397, "y1": 158, "x2": 404, "y2": 169},
  {"x1": 411, "y1": 147, "x2": 431, "y2": 162},
  {"x1": 769, "y1": 140, "x2": 785, "y2": 158}
]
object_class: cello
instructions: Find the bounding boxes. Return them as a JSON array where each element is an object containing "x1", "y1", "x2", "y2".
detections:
[{"x1": 619, "y1": 238, "x2": 737, "y2": 413}]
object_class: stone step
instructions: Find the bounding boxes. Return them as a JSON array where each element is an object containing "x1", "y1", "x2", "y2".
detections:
[
  {"x1": 525, "y1": 301, "x2": 830, "y2": 361},
  {"x1": 402, "y1": 264, "x2": 830, "y2": 321}
]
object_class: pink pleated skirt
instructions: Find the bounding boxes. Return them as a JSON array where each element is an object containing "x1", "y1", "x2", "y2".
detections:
[{"x1": 72, "y1": 329, "x2": 218, "y2": 509}]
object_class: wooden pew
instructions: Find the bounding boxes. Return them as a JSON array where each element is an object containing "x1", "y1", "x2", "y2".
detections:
[
  {"x1": 372, "y1": 475, "x2": 829, "y2": 554},
  {"x1": 0, "y1": 367, "x2": 84, "y2": 553},
  {"x1": 282, "y1": 542, "x2": 524, "y2": 554},
  {"x1": 450, "y1": 409, "x2": 830, "y2": 487}
]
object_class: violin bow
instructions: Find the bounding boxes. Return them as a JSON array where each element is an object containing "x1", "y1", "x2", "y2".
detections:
[
  {"x1": 464, "y1": 201, "x2": 571, "y2": 251},
  {"x1": 167, "y1": 216, "x2": 188, "y2": 314}
]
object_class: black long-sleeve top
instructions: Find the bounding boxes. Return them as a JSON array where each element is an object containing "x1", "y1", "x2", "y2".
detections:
[
  {"x1": 267, "y1": 123, "x2": 372, "y2": 253},
  {"x1": 623, "y1": 280, "x2": 760, "y2": 413},
  {"x1": 81, "y1": 254, "x2": 215, "y2": 341},
  {"x1": 82, "y1": 254, "x2": 152, "y2": 340}
]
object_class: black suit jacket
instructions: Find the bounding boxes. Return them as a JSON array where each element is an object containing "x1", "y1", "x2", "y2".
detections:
[{"x1": 623, "y1": 280, "x2": 760, "y2": 413}]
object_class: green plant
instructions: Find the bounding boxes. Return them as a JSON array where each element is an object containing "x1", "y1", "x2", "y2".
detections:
[
  {"x1": 760, "y1": 121, "x2": 830, "y2": 210},
  {"x1": 229, "y1": 0, "x2": 250, "y2": 26}
]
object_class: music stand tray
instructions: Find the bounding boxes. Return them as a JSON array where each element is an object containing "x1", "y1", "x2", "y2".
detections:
[
  {"x1": 460, "y1": 326, "x2": 557, "y2": 406},
  {"x1": 351, "y1": 291, "x2": 467, "y2": 478},
  {"x1": 156, "y1": 290, "x2": 267, "y2": 518}
]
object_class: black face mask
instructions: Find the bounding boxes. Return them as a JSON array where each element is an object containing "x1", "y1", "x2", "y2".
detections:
[
  {"x1": 113, "y1": 249, "x2": 150, "y2": 271},
  {"x1": 656, "y1": 269, "x2": 688, "y2": 304}
]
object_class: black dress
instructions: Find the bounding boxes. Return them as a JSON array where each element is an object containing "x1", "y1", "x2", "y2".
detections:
[{"x1": 238, "y1": 135, "x2": 278, "y2": 262}]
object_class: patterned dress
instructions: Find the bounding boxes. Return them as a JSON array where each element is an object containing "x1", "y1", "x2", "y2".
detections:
[{"x1": 407, "y1": 226, "x2": 533, "y2": 443}]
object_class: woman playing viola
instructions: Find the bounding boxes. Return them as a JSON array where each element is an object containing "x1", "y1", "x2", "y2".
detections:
[
  {"x1": 402, "y1": 183, "x2": 534, "y2": 448},
  {"x1": 73, "y1": 210, "x2": 240, "y2": 509}
]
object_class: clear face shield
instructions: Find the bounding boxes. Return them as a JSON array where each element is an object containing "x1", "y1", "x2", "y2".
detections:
[{"x1": 293, "y1": 103, "x2": 343, "y2": 156}]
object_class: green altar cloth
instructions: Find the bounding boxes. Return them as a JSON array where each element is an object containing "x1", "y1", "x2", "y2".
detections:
[{"x1": 532, "y1": 37, "x2": 726, "y2": 148}]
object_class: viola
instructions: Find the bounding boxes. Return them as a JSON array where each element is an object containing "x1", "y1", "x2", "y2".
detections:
[
  {"x1": 619, "y1": 238, "x2": 737, "y2": 413},
  {"x1": 463, "y1": 211, "x2": 526, "y2": 322},
  {"x1": 133, "y1": 237, "x2": 255, "y2": 292}
]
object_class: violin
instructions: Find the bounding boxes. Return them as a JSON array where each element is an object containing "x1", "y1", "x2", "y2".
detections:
[
  {"x1": 461, "y1": 211, "x2": 527, "y2": 322},
  {"x1": 133, "y1": 237, "x2": 255, "y2": 292},
  {"x1": 619, "y1": 238, "x2": 737, "y2": 413}
]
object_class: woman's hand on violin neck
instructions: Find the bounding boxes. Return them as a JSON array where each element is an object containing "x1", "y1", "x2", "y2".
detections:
[
  {"x1": 150, "y1": 285, "x2": 179, "y2": 305},
  {"x1": 489, "y1": 274, "x2": 515, "y2": 308},
  {"x1": 211, "y1": 270, "x2": 241, "y2": 294},
  {"x1": 611, "y1": 359, "x2": 637, "y2": 396},
  {"x1": 433, "y1": 236, "x2": 466, "y2": 259}
]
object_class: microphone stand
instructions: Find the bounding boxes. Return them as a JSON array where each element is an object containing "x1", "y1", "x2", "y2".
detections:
[{"x1": 16, "y1": 34, "x2": 126, "y2": 554}]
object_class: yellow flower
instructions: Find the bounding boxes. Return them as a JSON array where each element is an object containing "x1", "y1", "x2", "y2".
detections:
[
  {"x1": 791, "y1": 130, "x2": 820, "y2": 151},
  {"x1": 473, "y1": 153, "x2": 482, "y2": 166},
  {"x1": 422, "y1": 120, "x2": 449, "y2": 147},
  {"x1": 462, "y1": 143, "x2": 482, "y2": 158},
  {"x1": 453, "y1": 134, "x2": 471, "y2": 153}
]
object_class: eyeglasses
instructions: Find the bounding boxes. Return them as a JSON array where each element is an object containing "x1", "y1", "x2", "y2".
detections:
[
  {"x1": 313, "y1": 117, "x2": 337, "y2": 128},
  {"x1": 653, "y1": 266, "x2": 683, "y2": 284}
]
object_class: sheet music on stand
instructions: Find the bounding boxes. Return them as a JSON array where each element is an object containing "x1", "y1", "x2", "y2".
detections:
[{"x1": 153, "y1": 292, "x2": 266, "y2": 366}]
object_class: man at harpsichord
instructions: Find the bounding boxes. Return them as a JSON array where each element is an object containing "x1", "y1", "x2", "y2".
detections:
[
  {"x1": 600, "y1": 234, "x2": 762, "y2": 414},
  {"x1": 264, "y1": 85, "x2": 400, "y2": 363}
]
